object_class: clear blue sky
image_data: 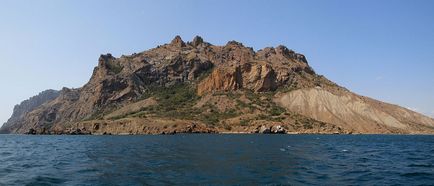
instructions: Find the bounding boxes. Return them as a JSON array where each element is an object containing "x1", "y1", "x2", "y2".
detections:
[{"x1": 1, "y1": 0, "x2": 433, "y2": 125}]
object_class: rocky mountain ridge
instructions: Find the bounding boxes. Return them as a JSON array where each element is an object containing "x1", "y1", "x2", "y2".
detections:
[
  {"x1": 0, "y1": 90, "x2": 60, "y2": 133},
  {"x1": 1, "y1": 36, "x2": 433, "y2": 135}
]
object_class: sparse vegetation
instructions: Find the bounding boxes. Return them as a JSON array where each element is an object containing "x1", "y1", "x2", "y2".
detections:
[
  {"x1": 106, "y1": 61, "x2": 124, "y2": 74},
  {"x1": 196, "y1": 104, "x2": 239, "y2": 125},
  {"x1": 104, "y1": 83, "x2": 289, "y2": 126},
  {"x1": 270, "y1": 105, "x2": 285, "y2": 116},
  {"x1": 240, "y1": 119, "x2": 250, "y2": 126},
  {"x1": 137, "y1": 83, "x2": 201, "y2": 118},
  {"x1": 117, "y1": 83, "x2": 240, "y2": 125}
]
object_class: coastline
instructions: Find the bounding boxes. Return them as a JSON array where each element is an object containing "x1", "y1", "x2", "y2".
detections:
[
  {"x1": 10, "y1": 131, "x2": 434, "y2": 136},
  {"x1": 6, "y1": 117, "x2": 434, "y2": 136}
]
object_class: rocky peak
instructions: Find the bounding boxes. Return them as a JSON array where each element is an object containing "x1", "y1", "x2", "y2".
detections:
[
  {"x1": 256, "y1": 45, "x2": 308, "y2": 64},
  {"x1": 276, "y1": 45, "x2": 307, "y2": 63},
  {"x1": 191, "y1": 35, "x2": 204, "y2": 47},
  {"x1": 93, "y1": 53, "x2": 125, "y2": 79},
  {"x1": 170, "y1": 35, "x2": 186, "y2": 48},
  {"x1": 98, "y1": 53, "x2": 114, "y2": 63},
  {"x1": 226, "y1": 40, "x2": 244, "y2": 47},
  {"x1": 275, "y1": 45, "x2": 293, "y2": 57},
  {"x1": 97, "y1": 53, "x2": 116, "y2": 69},
  {"x1": 295, "y1": 54, "x2": 308, "y2": 63}
]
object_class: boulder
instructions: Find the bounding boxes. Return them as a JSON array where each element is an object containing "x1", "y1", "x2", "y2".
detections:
[
  {"x1": 257, "y1": 125, "x2": 286, "y2": 134},
  {"x1": 270, "y1": 125, "x2": 286, "y2": 134},
  {"x1": 257, "y1": 125, "x2": 271, "y2": 134},
  {"x1": 26, "y1": 128, "x2": 37, "y2": 135}
]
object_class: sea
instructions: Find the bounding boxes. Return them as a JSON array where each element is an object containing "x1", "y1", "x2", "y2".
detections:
[{"x1": 0, "y1": 134, "x2": 433, "y2": 185}]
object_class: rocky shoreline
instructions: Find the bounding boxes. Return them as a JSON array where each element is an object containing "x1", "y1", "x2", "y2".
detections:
[{"x1": 22, "y1": 123, "x2": 393, "y2": 135}]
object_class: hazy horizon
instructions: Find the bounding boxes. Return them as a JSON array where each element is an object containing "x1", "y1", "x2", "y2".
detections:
[{"x1": 1, "y1": 0, "x2": 434, "y2": 126}]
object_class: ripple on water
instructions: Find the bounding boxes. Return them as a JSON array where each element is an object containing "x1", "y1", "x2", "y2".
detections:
[
  {"x1": 25, "y1": 176, "x2": 67, "y2": 185},
  {"x1": 400, "y1": 172, "x2": 433, "y2": 178},
  {"x1": 0, "y1": 151, "x2": 13, "y2": 156},
  {"x1": 408, "y1": 164, "x2": 433, "y2": 168}
]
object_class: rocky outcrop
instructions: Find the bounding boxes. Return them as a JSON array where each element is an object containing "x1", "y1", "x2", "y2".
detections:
[
  {"x1": 257, "y1": 125, "x2": 271, "y2": 134},
  {"x1": 197, "y1": 62, "x2": 279, "y2": 95},
  {"x1": 270, "y1": 125, "x2": 286, "y2": 134},
  {"x1": 197, "y1": 66, "x2": 242, "y2": 95},
  {"x1": 196, "y1": 42, "x2": 316, "y2": 95},
  {"x1": 191, "y1": 36, "x2": 204, "y2": 48},
  {"x1": 1, "y1": 35, "x2": 433, "y2": 135},
  {"x1": 256, "y1": 125, "x2": 287, "y2": 134}
]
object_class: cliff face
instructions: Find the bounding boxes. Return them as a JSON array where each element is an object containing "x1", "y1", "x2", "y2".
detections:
[
  {"x1": 2, "y1": 36, "x2": 433, "y2": 135},
  {"x1": 0, "y1": 90, "x2": 60, "y2": 133}
]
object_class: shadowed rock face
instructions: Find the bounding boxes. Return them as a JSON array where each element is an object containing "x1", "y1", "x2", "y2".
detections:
[{"x1": 2, "y1": 36, "x2": 434, "y2": 135}]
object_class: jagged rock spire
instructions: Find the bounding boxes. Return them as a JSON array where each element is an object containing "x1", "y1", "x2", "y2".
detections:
[
  {"x1": 191, "y1": 35, "x2": 204, "y2": 47},
  {"x1": 170, "y1": 35, "x2": 186, "y2": 48}
]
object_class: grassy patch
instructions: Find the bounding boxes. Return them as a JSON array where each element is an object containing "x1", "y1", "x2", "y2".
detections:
[{"x1": 270, "y1": 105, "x2": 286, "y2": 116}]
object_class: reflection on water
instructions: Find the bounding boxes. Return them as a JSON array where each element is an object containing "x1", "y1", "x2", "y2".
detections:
[{"x1": 0, "y1": 134, "x2": 433, "y2": 185}]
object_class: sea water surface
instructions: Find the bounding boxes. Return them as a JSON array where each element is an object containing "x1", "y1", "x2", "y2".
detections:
[{"x1": 0, "y1": 134, "x2": 433, "y2": 185}]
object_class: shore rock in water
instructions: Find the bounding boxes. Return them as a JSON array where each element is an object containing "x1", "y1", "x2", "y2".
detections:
[
  {"x1": 26, "y1": 128, "x2": 37, "y2": 135},
  {"x1": 257, "y1": 125, "x2": 271, "y2": 134},
  {"x1": 257, "y1": 125, "x2": 286, "y2": 134},
  {"x1": 270, "y1": 125, "x2": 286, "y2": 134}
]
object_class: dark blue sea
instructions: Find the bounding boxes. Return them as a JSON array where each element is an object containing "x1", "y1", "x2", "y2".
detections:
[{"x1": 0, "y1": 134, "x2": 433, "y2": 185}]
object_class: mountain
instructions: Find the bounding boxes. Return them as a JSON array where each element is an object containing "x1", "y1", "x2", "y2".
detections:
[
  {"x1": 1, "y1": 36, "x2": 433, "y2": 135},
  {"x1": 0, "y1": 89, "x2": 60, "y2": 134}
]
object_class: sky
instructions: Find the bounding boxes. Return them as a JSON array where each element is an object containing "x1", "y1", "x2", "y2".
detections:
[{"x1": 0, "y1": 0, "x2": 433, "y2": 126}]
